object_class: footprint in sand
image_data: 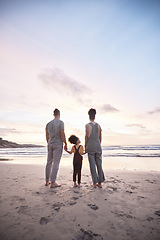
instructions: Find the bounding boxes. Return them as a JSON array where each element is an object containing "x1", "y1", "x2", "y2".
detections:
[
  {"x1": 73, "y1": 197, "x2": 79, "y2": 200},
  {"x1": 68, "y1": 201, "x2": 77, "y2": 206},
  {"x1": 108, "y1": 186, "x2": 118, "y2": 192},
  {"x1": 130, "y1": 186, "x2": 138, "y2": 190},
  {"x1": 137, "y1": 196, "x2": 146, "y2": 200},
  {"x1": 106, "y1": 177, "x2": 122, "y2": 184},
  {"x1": 126, "y1": 190, "x2": 133, "y2": 194},
  {"x1": 19, "y1": 198, "x2": 26, "y2": 202},
  {"x1": 13, "y1": 178, "x2": 18, "y2": 182},
  {"x1": 39, "y1": 217, "x2": 50, "y2": 225},
  {"x1": 147, "y1": 217, "x2": 154, "y2": 221},
  {"x1": 114, "y1": 211, "x2": 133, "y2": 219},
  {"x1": 74, "y1": 189, "x2": 80, "y2": 192},
  {"x1": 73, "y1": 228, "x2": 102, "y2": 240},
  {"x1": 52, "y1": 202, "x2": 65, "y2": 211},
  {"x1": 145, "y1": 179, "x2": 156, "y2": 184},
  {"x1": 155, "y1": 210, "x2": 160, "y2": 217},
  {"x1": 18, "y1": 205, "x2": 29, "y2": 214},
  {"x1": 87, "y1": 204, "x2": 99, "y2": 210}
]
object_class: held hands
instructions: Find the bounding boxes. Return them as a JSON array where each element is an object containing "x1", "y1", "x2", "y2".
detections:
[
  {"x1": 64, "y1": 143, "x2": 67, "y2": 151},
  {"x1": 64, "y1": 144, "x2": 72, "y2": 154},
  {"x1": 64, "y1": 144, "x2": 87, "y2": 154}
]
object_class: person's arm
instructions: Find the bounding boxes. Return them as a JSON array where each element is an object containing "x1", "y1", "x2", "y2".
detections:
[
  {"x1": 60, "y1": 129, "x2": 67, "y2": 151},
  {"x1": 80, "y1": 145, "x2": 85, "y2": 155},
  {"x1": 98, "y1": 125, "x2": 102, "y2": 144},
  {"x1": 66, "y1": 144, "x2": 75, "y2": 154},
  {"x1": 66, "y1": 150, "x2": 72, "y2": 154},
  {"x1": 66, "y1": 146, "x2": 74, "y2": 154},
  {"x1": 46, "y1": 129, "x2": 49, "y2": 143},
  {"x1": 85, "y1": 125, "x2": 89, "y2": 153},
  {"x1": 99, "y1": 129, "x2": 102, "y2": 144}
]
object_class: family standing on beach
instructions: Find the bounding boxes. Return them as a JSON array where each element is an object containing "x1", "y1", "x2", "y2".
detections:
[{"x1": 45, "y1": 108, "x2": 105, "y2": 188}]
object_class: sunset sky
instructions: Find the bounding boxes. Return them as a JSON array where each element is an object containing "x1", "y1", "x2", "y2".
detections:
[{"x1": 0, "y1": 0, "x2": 160, "y2": 146}]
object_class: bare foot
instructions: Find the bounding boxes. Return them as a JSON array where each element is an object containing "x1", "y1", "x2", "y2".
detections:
[
  {"x1": 74, "y1": 182, "x2": 78, "y2": 188},
  {"x1": 97, "y1": 183, "x2": 102, "y2": 188},
  {"x1": 50, "y1": 182, "x2": 61, "y2": 188},
  {"x1": 77, "y1": 184, "x2": 81, "y2": 188},
  {"x1": 45, "y1": 181, "x2": 50, "y2": 186}
]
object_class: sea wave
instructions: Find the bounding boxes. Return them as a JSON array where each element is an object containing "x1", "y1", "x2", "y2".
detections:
[
  {"x1": 0, "y1": 145, "x2": 160, "y2": 158},
  {"x1": 102, "y1": 145, "x2": 160, "y2": 151}
]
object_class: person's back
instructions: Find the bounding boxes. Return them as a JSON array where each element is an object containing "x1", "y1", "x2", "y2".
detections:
[
  {"x1": 85, "y1": 108, "x2": 105, "y2": 188},
  {"x1": 86, "y1": 122, "x2": 102, "y2": 154},
  {"x1": 45, "y1": 108, "x2": 67, "y2": 188},
  {"x1": 46, "y1": 118, "x2": 64, "y2": 145},
  {"x1": 66, "y1": 135, "x2": 84, "y2": 187}
]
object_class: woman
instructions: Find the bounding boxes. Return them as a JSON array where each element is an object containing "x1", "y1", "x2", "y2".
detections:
[{"x1": 85, "y1": 108, "x2": 105, "y2": 188}]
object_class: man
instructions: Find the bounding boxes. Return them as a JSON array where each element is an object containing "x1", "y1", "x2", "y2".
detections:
[
  {"x1": 45, "y1": 108, "x2": 67, "y2": 188},
  {"x1": 85, "y1": 108, "x2": 105, "y2": 188}
]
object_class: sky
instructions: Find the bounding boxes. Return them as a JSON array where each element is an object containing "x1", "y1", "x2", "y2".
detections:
[{"x1": 0, "y1": 0, "x2": 160, "y2": 146}]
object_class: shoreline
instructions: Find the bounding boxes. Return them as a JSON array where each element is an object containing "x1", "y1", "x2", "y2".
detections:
[
  {"x1": 1, "y1": 163, "x2": 160, "y2": 240},
  {"x1": 1, "y1": 159, "x2": 160, "y2": 174},
  {"x1": 1, "y1": 154, "x2": 160, "y2": 173}
]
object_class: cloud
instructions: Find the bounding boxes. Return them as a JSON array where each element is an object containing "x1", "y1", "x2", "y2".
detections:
[
  {"x1": 126, "y1": 124, "x2": 146, "y2": 129},
  {"x1": 99, "y1": 104, "x2": 119, "y2": 113},
  {"x1": 0, "y1": 128, "x2": 20, "y2": 136},
  {"x1": 147, "y1": 107, "x2": 160, "y2": 114},
  {"x1": 0, "y1": 128, "x2": 44, "y2": 138},
  {"x1": 38, "y1": 68, "x2": 90, "y2": 97},
  {"x1": 125, "y1": 124, "x2": 152, "y2": 135}
]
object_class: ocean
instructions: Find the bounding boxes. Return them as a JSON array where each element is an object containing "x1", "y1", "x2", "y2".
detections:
[{"x1": 0, "y1": 145, "x2": 160, "y2": 171}]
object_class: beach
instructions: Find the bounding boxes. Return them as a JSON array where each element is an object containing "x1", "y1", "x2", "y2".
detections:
[{"x1": 0, "y1": 160, "x2": 160, "y2": 240}]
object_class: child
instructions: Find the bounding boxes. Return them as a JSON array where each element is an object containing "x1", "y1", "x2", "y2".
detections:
[{"x1": 66, "y1": 135, "x2": 84, "y2": 187}]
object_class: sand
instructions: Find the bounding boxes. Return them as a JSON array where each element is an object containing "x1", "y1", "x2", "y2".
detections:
[{"x1": 0, "y1": 162, "x2": 160, "y2": 240}]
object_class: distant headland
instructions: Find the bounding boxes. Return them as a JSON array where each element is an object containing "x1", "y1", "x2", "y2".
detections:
[{"x1": 0, "y1": 138, "x2": 44, "y2": 148}]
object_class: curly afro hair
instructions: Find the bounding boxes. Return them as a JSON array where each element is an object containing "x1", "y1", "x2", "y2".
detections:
[{"x1": 68, "y1": 135, "x2": 78, "y2": 144}]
